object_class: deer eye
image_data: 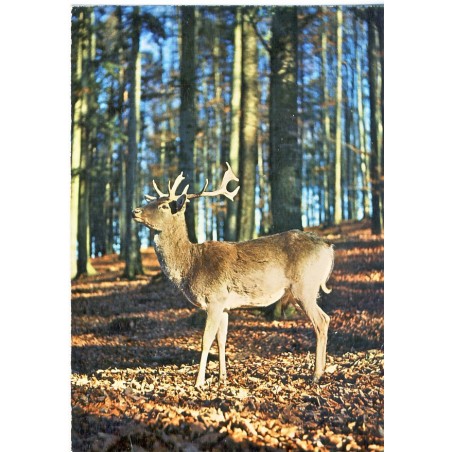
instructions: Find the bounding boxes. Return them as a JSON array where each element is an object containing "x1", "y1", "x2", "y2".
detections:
[{"x1": 160, "y1": 204, "x2": 170, "y2": 210}]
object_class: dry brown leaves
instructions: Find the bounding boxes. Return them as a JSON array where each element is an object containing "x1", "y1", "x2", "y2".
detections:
[{"x1": 72, "y1": 220, "x2": 384, "y2": 451}]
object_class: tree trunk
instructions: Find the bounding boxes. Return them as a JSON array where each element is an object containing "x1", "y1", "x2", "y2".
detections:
[
  {"x1": 99, "y1": 81, "x2": 116, "y2": 256},
  {"x1": 201, "y1": 64, "x2": 212, "y2": 242},
  {"x1": 321, "y1": 7, "x2": 332, "y2": 225},
  {"x1": 116, "y1": 6, "x2": 128, "y2": 259},
  {"x1": 333, "y1": 6, "x2": 343, "y2": 224},
  {"x1": 237, "y1": 7, "x2": 258, "y2": 242},
  {"x1": 225, "y1": 7, "x2": 242, "y2": 242},
  {"x1": 257, "y1": 133, "x2": 268, "y2": 235},
  {"x1": 213, "y1": 12, "x2": 224, "y2": 241},
  {"x1": 77, "y1": 140, "x2": 96, "y2": 277},
  {"x1": 269, "y1": 6, "x2": 301, "y2": 234},
  {"x1": 367, "y1": 7, "x2": 384, "y2": 234},
  {"x1": 124, "y1": 7, "x2": 144, "y2": 279},
  {"x1": 104, "y1": 142, "x2": 114, "y2": 255},
  {"x1": 377, "y1": 7, "x2": 384, "y2": 225},
  {"x1": 75, "y1": 8, "x2": 96, "y2": 277},
  {"x1": 71, "y1": 8, "x2": 84, "y2": 279},
  {"x1": 355, "y1": 18, "x2": 370, "y2": 218},
  {"x1": 345, "y1": 63, "x2": 355, "y2": 220},
  {"x1": 267, "y1": 6, "x2": 300, "y2": 320},
  {"x1": 179, "y1": 6, "x2": 197, "y2": 243}
]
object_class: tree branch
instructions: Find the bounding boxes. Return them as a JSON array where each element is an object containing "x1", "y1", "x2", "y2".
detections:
[{"x1": 245, "y1": 10, "x2": 271, "y2": 54}]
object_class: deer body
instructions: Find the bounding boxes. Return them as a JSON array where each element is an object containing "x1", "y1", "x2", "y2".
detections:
[{"x1": 133, "y1": 164, "x2": 334, "y2": 387}]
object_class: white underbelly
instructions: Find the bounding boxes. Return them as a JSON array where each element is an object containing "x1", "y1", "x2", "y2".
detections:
[{"x1": 224, "y1": 288, "x2": 286, "y2": 310}]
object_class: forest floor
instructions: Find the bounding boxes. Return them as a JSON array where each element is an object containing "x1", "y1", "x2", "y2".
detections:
[{"x1": 71, "y1": 219, "x2": 384, "y2": 452}]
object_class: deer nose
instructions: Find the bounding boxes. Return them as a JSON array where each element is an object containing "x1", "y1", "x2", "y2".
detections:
[{"x1": 133, "y1": 208, "x2": 142, "y2": 215}]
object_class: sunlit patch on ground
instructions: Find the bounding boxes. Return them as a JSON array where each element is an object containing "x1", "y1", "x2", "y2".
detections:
[{"x1": 72, "y1": 220, "x2": 384, "y2": 451}]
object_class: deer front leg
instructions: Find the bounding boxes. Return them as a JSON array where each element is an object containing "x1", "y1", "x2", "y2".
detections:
[
  {"x1": 217, "y1": 311, "x2": 229, "y2": 382},
  {"x1": 195, "y1": 304, "x2": 224, "y2": 387}
]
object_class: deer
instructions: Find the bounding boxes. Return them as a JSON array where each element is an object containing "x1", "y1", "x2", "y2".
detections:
[{"x1": 132, "y1": 163, "x2": 334, "y2": 387}]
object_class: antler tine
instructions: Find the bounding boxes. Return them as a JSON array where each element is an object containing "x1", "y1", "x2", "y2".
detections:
[
  {"x1": 186, "y1": 162, "x2": 240, "y2": 201},
  {"x1": 145, "y1": 194, "x2": 157, "y2": 202},
  {"x1": 152, "y1": 180, "x2": 166, "y2": 198},
  {"x1": 198, "y1": 179, "x2": 209, "y2": 196},
  {"x1": 168, "y1": 172, "x2": 186, "y2": 200},
  {"x1": 219, "y1": 161, "x2": 239, "y2": 191}
]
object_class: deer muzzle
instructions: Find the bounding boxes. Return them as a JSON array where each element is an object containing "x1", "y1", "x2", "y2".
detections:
[{"x1": 132, "y1": 208, "x2": 144, "y2": 223}]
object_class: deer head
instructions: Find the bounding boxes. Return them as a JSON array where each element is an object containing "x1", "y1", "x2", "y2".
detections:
[{"x1": 132, "y1": 162, "x2": 240, "y2": 232}]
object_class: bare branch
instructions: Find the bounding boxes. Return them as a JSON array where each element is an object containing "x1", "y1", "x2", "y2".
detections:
[{"x1": 246, "y1": 10, "x2": 271, "y2": 54}]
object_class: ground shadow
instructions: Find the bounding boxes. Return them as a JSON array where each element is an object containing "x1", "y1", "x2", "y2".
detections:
[
  {"x1": 72, "y1": 344, "x2": 202, "y2": 375},
  {"x1": 71, "y1": 406, "x2": 262, "y2": 452}
]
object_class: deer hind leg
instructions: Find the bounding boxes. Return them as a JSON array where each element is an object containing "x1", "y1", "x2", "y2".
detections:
[
  {"x1": 195, "y1": 304, "x2": 225, "y2": 388},
  {"x1": 292, "y1": 284, "x2": 330, "y2": 382},
  {"x1": 216, "y1": 311, "x2": 229, "y2": 382}
]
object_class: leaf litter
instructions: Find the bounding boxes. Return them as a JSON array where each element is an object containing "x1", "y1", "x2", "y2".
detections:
[{"x1": 72, "y1": 219, "x2": 383, "y2": 451}]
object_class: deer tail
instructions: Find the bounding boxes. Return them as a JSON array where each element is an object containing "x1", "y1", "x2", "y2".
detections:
[
  {"x1": 321, "y1": 282, "x2": 332, "y2": 294},
  {"x1": 321, "y1": 245, "x2": 335, "y2": 294}
]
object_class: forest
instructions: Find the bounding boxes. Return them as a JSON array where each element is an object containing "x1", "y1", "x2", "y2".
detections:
[
  {"x1": 71, "y1": 5, "x2": 384, "y2": 280},
  {"x1": 71, "y1": 5, "x2": 384, "y2": 451}
]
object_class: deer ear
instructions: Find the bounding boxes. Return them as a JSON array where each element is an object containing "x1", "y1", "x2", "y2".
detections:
[{"x1": 175, "y1": 194, "x2": 187, "y2": 212}]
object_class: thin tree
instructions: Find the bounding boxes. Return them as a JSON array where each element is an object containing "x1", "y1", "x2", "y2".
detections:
[
  {"x1": 321, "y1": 6, "x2": 332, "y2": 225},
  {"x1": 344, "y1": 53, "x2": 355, "y2": 220},
  {"x1": 124, "y1": 6, "x2": 144, "y2": 279},
  {"x1": 179, "y1": 6, "x2": 198, "y2": 243},
  {"x1": 333, "y1": 6, "x2": 343, "y2": 224},
  {"x1": 80, "y1": 8, "x2": 98, "y2": 275},
  {"x1": 237, "y1": 7, "x2": 259, "y2": 241},
  {"x1": 71, "y1": 7, "x2": 96, "y2": 278},
  {"x1": 367, "y1": 6, "x2": 383, "y2": 234},
  {"x1": 212, "y1": 9, "x2": 224, "y2": 241},
  {"x1": 103, "y1": 80, "x2": 116, "y2": 256},
  {"x1": 116, "y1": 6, "x2": 128, "y2": 259},
  {"x1": 269, "y1": 6, "x2": 301, "y2": 233},
  {"x1": 71, "y1": 8, "x2": 85, "y2": 279},
  {"x1": 355, "y1": 17, "x2": 370, "y2": 218},
  {"x1": 225, "y1": 7, "x2": 242, "y2": 242}
]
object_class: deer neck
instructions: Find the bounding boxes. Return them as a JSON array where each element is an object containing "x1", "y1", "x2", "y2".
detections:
[{"x1": 153, "y1": 217, "x2": 195, "y2": 286}]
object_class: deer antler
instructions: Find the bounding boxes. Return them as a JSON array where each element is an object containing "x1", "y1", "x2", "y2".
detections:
[
  {"x1": 186, "y1": 162, "x2": 240, "y2": 201},
  {"x1": 150, "y1": 172, "x2": 189, "y2": 201},
  {"x1": 148, "y1": 162, "x2": 240, "y2": 202}
]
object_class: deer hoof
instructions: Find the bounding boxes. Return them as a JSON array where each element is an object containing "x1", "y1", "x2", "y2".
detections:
[{"x1": 312, "y1": 373, "x2": 322, "y2": 384}]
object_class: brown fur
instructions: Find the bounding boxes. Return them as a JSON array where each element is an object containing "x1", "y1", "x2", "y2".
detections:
[{"x1": 133, "y1": 193, "x2": 334, "y2": 386}]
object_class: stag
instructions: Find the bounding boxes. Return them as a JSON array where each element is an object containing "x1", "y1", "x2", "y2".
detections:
[{"x1": 133, "y1": 163, "x2": 334, "y2": 387}]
